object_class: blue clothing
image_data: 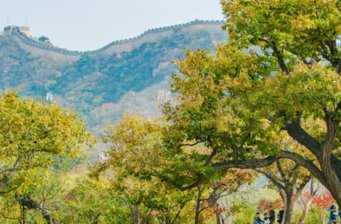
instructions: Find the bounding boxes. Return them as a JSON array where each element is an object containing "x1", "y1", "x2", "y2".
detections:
[
  {"x1": 328, "y1": 205, "x2": 338, "y2": 221},
  {"x1": 253, "y1": 217, "x2": 263, "y2": 224}
]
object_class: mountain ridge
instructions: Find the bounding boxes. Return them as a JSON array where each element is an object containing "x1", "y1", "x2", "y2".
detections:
[
  {"x1": 4, "y1": 20, "x2": 224, "y2": 58},
  {"x1": 0, "y1": 20, "x2": 227, "y2": 132}
]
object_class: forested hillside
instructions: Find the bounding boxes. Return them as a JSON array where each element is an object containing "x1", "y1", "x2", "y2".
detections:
[{"x1": 0, "y1": 20, "x2": 226, "y2": 131}]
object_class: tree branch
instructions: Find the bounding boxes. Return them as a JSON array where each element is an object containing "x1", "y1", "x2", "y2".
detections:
[
  {"x1": 276, "y1": 160, "x2": 288, "y2": 184},
  {"x1": 323, "y1": 108, "x2": 338, "y2": 156},
  {"x1": 293, "y1": 175, "x2": 311, "y2": 202},
  {"x1": 325, "y1": 40, "x2": 341, "y2": 74},
  {"x1": 336, "y1": 101, "x2": 341, "y2": 112},
  {"x1": 213, "y1": 155, "x2": 279, "y2": 170},
  {"x1": 256, "y1": 168, "x2": 285, "y2": 190},
  {"x1": 271, "y1": 41, "x2": 289, "y2": 74},
  {"x1": 180, "y1": 141, "x2": 204, "y2": 147},
  {"x1": 285, "y1": 120, "x2": 321, "y2": 157},
  {"x1": 279, "y1": 151, "x2": 328, "y2": 189},
  {"x1": 16, "y1": 194, "x2": 57, "y2": 224}
]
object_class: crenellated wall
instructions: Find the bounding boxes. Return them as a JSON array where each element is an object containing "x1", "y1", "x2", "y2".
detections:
[
  {"x1": 13, "y1": 31, "x2": 82, "y2": 56},
  {"x1": 7, "y1": 20, "x2": 225, "y2": 57},
  {"x1": 92, "y1": 19, "x2": 224, "y2": 55}
]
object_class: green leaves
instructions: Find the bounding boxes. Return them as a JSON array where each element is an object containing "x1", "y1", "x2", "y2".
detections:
[
  {"x1": 166, "y1": 44, "x2": 281, "y2": 163},
  {"x1": 0, "y1": 92, "x2": 91, "y2": 195},
  {"x1": 222, "y1": 0, "x2": 341, "y2": 70}
]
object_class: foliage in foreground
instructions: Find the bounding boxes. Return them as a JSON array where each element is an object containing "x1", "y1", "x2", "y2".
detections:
[
  {"x1": 0, "y1": 0, "x2": 340, "y2": 223},
  {"x1": 0, "y1": 92, "x2": 90, "y2": 223}
]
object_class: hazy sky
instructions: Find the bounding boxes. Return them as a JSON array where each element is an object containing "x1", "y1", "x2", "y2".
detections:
[{"x1": 0, "y1": 0, "x2": 224, "y2": 50}]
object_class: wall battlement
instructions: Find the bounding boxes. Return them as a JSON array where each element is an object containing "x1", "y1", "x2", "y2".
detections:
[{"x1": 5, "y1": 20, "x2": 225, "y2": 57}]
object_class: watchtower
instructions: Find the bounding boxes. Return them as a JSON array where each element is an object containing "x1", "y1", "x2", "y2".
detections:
[{"x1": 4, "y1": 26, "x2": 31, "y2": 37}]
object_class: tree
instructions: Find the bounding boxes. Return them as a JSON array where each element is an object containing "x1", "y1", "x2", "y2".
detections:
[
  {"x1": 164, "y1": 44, "x2": 280, "y2": 182},
  {"x1": 298, "y1": 178, "x2": 320, "y2": 224},
  {"x1": 256, "y1": 159, "x2": 311, "y2": 224},
  {"x1": 94, "y1": 114, "x2": 196, "y2": 224},
  {"x1": 220, "y1": 0, "x2": 341, "y2": 205},
  {"x1": 257, "y1": 198, "x2": 282, "y2": 212},
  {"x1": 58, "y1": 175, "x2": 132, "y2": 224},
  {"x1": 95, "y1": 114, "x2": 256, "y2": 223},
  {"x1": 0, "y1": 170, "x2": 63, "y2": 224},
  {"x1": 76, "y1": 53, "x2": 95, "y2": 74},
  {"x1": 197, "y1": 170, "x2": 254, "y2": 224},
  {"x1": 162, "y1": 0, "x2": 340, "y2": 207},
  {"x1": 0, "y1": 92, "x2": 90, "y2": 223},
  {"x1": 311, "y1": 191, "x2": 334, "y2": 209}
]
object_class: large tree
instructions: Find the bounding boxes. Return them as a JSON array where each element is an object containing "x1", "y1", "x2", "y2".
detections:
[
  {"x1": 220, "y1": 0, "x2": 341, "y2": 204},
  {"x1": 163, "y1": 0, "x2": 341, "y2": 206},
  {"x1": 256, "y1": 160, "x2": 311, "y2": 224},
  {"x1": 0, "y1": 92, "x2": 90, "y2": 223}
]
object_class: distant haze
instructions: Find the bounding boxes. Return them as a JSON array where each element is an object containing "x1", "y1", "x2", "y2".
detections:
[{"x1": 0, "y1": 0, "x2": 224, "y2": 50}]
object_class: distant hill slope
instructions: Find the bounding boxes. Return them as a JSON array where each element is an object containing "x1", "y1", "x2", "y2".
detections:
[{"x1": 0, "y1": 20, "x2": 227, "y2": 132}]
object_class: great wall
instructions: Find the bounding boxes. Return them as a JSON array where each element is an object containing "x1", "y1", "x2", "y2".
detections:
[{"x1": 4, "y1": 20, "x2": 224, "y2": 57}]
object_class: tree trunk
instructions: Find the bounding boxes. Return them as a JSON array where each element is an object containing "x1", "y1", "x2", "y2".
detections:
[
  {"x1": 283, "y1": 191, "x2": 293, "y2": 224},
  {"x1": 298, "y1": 199, "x2": 312, "y2": 224},
  {"x1": 132, "y1": 204, "x2": 140, "y2": 224},
  {"x1": 16, "y1": 194, "x2": 57, "y2": 224},
  {"x1": 20, "y1": 204, "x2": 26, "y2": 224},
  {"x1": 216, "y1": 213, "x2": 225, "y2": 224},
  {"x1": 195, "y1": 186, "x2": 202, "y2": 224},
  {"x1": 320, "y1": 155, "x2": 341, "y2": 208},
  {"x1": 284, "y1": 112, "x2": 341, "y2": 207},
  {"x1": 216, "y1": 213, "x2": 221, "y2": 224}
]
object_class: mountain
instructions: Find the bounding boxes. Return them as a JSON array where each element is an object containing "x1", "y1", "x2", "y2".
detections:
[{"x1": 0, "y1": 20, "x2": 227, "y2": 132}]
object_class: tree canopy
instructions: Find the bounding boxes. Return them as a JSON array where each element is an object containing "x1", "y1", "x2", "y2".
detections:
[
  {"x1": 0, "y1": 0, "x2": 340, "y2": 223},
  {"x1": 161, "y1": 0, "x2": 340, "y2": 222},
  {"x1": 0, "y1": 92, "x2": 90, "y2": 223}
]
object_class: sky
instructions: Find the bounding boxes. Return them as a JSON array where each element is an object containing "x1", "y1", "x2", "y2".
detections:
[{"x1": 0, "y1": 0, "x2": 224, "y2": 51}]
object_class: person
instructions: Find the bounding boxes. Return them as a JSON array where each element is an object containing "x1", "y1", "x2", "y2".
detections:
[
  {"x1": 269, "y1": 209, "x2": 276, "y2": 224},
  {"x1": 263, "y1": 212, "x2": 270, "y2": 224},
  {"x1": 327, "y1": 201, "x2": 338, "y2": 224},
  {"x1": 253, "y1": 212, "x2": 264, "y2": 224},
  {"x1": 277, "y1": 207, "x2": 284, "y2": 224}
]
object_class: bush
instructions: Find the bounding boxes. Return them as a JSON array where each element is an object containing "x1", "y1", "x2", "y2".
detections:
[{"x1": 305, "y1": 206, "x2": 326, "y2": 224}]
